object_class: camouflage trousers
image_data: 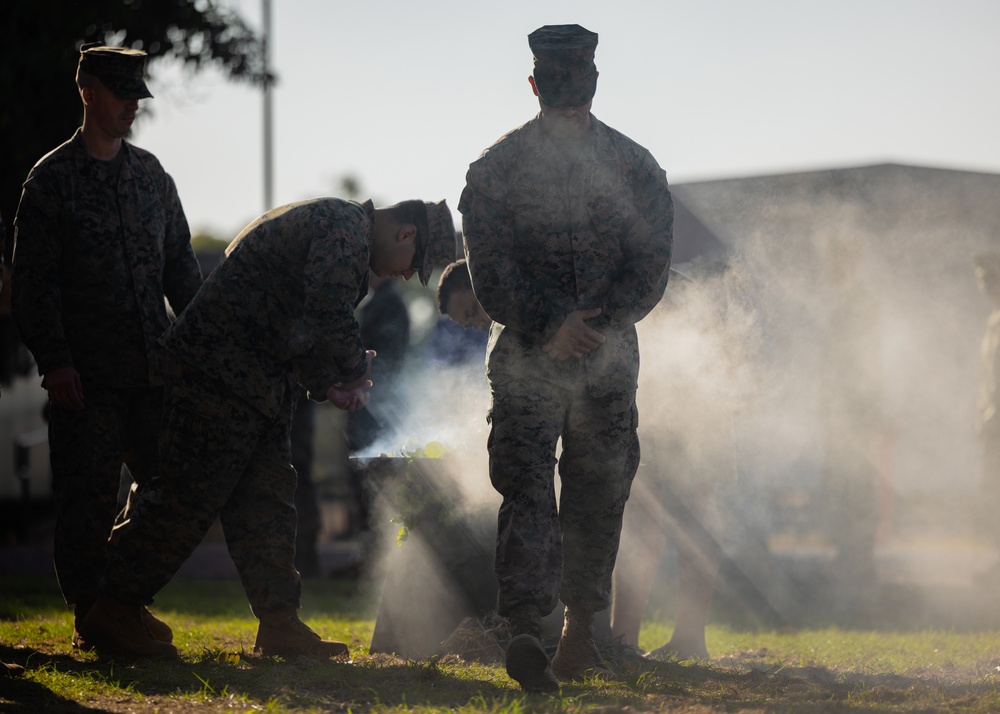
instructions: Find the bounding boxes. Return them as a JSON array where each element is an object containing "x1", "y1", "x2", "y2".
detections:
[
  {"x1": 291, "y1": 391, "x2": 322, "y2": 537},
  {"x1": 48, "y1": 386, "x2": 163, "y2": 605},
  {"x1": 102, "y1": 364, "x2": 301, "y2": 616},
  {"x1": 487, "y1": 373, "x2": 640, "y2": 617}
]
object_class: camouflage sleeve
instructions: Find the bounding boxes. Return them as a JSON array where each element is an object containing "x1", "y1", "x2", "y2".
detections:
[
  {"x1": 460, "y1": 164, "x2": 563, "y2": 343},
  {"x1": 10, "y1": 174, "x2": 73, "y2": 375},
  {"x1": 292, "y1": 219, "x2": 369, "y2": 398},
  {"x1": 159, "y1": 172, "x2": 203, "y2": 312},
  {"x1": 591, "y1": 149, "x2": 673, "y2": 331}
]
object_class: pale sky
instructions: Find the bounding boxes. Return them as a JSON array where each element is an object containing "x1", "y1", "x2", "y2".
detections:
[{"x1": 133, "y1": 0, "x2": 1000, "y2": 239}]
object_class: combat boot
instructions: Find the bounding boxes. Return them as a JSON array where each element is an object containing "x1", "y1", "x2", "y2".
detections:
[
  {"x1": 551, "y1": 606, "x2": 616, "y2": 681},
  {"x1": 77, "y1": 595, "x2": 178, "y2": 659},
  {"x1": 505, "y1": 605, "x2": 559, "y2": 693},
  {"x1": 253, "y1": 609, "x2": 349, "y2": 658},
  {"x1": 72, "y1": 600, "x2": 96, "y2": 651},
  {"x1": 141, "y1": 606, "x2": 174, "y2": 643},
  {"x1": 73, "y1": 601, "x2": 172, "y2": 649}
]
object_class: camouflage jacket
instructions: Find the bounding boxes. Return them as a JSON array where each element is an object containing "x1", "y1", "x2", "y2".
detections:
[
  {"x1": 162, "y1": 198, "x2": 374, "y2": 418},
  {"x1": 459, "y1": 114, "x2": 673, "y2": 395},
  {"x1": 11, "y1": 130, "x2": 203, "y2": 387}
]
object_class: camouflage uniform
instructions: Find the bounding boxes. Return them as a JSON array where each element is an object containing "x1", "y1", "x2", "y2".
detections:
[
  {"x1": 100, "y1": 198, "x2": 376, "y2": 615},
  {"x1": 459, "y1": 115, "x2": 673, "y2": 617},
  {"x1": 10, "y1": 130, "x2": 202, "y2": 607}
]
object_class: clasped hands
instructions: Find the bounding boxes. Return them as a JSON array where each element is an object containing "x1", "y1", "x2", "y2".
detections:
[
  {"x1": 542, "y1": 308, "x2": 605, "y2": 361},
  {"x1": 327, "y1": 349, "x2": 376, "y2": 412}
]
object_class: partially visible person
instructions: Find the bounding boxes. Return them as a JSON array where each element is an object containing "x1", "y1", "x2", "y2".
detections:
[
  {"x1": 347, "y1": 271, "x2": 411, "y2": 453},
  {"x1": 606, "y1": 258, "x2": 752, "y2": 660},
  {"x1": 428, "y1": 313, "x2": 489, "y2": 369},
  {"x1": 436, "y1": 259, "x2": 491, "y2": 332},
  {"x1": 429, "y1": 260, "x2": 489, "y2": 371},
  {"x1": 426, "y1": 260, "x2": 491, "y2": 438},
  {"x1": 818, "y1": 235, "x2": 883, "y2": 608},
  {"x1": 460, "y1": 24, "x2": 673, "y2": 692},
  {"x1": 975, "y1": 252, "x2": 1000, "y2": 586},
  {"x1": 10, "y1": 44, "x2": 203, "y2": 650},
  {"x1": 79, "y1": 197, "x2": 455, "y2": 659}
]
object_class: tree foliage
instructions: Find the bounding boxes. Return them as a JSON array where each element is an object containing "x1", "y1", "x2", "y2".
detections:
[
  {"x1": 0, "y1": 0, "x2": 269, "y2": 384},
  {"x1": 0, "y1": 0, "x2": 270, "y2": 261}
]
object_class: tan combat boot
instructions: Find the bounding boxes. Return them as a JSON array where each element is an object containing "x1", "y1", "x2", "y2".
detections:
[
  {"x1": 77, "y1": 595, "x2": 178, "y2": 659},
  {"x1": 551, "y1": 606, "x2": 615, "y2": 681},
  {"x1": 505, "y1": 606, "x2": 559, "y2": 693},
  {"x1": 73, "y1": 601, "x2": 172, "y2": 649},
  {"x1": 254, "y1": 609, "x2": 349, "y2": 658},
  {"x1": 141, "y1": 606, "x2": 174, "y2": 643}
]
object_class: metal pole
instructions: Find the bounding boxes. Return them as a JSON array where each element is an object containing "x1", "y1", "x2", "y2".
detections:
[{"x1": 262, "y1": 0, "x2": 273, "y2": 211}]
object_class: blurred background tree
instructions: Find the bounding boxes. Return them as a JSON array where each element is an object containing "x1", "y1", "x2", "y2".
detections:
[{"x1": 0, "y1": 0, "x2": 270, "y2": 384}]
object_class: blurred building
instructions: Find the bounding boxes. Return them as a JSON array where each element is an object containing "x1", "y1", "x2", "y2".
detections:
[{"x1": 661, "y1": 164, "x2": 1000, "y2": 618}]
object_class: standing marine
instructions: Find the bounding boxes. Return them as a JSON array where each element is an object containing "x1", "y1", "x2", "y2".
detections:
[
  {"x1": 10, "y1": 44, "x2": 203, "y2": 650},
  {"x1": 459, "y1": 24, "x2": 673, "y2": 691}
]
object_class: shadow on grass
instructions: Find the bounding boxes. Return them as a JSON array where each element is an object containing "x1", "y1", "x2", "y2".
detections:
[
  {"x1": 5, "y1": 575, "x2": 1000, "y2": 712},
  {"x1": 2, "y1": 643, "x2": 512, "y2": 712},
  {"x1": 1, "y1": 644, "x2": 113, "y2": 713},
  {"x1": 5, "y1": 640, "x2": 1000, "y2": 713}
]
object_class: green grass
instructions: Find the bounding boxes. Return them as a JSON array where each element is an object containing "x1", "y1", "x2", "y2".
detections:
[{"x1": 3, "y1": 575, "x2": 1000, "y2": 713}]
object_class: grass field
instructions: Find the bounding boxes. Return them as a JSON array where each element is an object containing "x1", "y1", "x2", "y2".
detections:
[{"x1": 3, "y1": 574, "x2": 1000, "y2": 713}]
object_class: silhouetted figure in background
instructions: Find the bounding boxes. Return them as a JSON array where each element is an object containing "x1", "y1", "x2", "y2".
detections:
[
  {"x1": 975, "y1": 252, "x2": 1000, "y2": 586},
  {"x1": 342, "y1": 272, "x2": 412, "y2": 553},
  {"x1": 819, "y1": 235, "x2": 883, "y2": 609},
  {"x1": 347, "y1": 272, "x2": 411, "y2": 454},
  {"x1": 603, "y1": 258, "x2": 751, "y2": 660}
]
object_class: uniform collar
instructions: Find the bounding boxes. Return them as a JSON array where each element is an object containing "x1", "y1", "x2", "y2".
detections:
[{"x1": 71, "y1": 128, "x2": 132, "y2": 173}]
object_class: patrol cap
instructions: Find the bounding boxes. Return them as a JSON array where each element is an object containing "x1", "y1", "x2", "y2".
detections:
[
  {"x1": 77, "y1": 43, "x2": 153, "y2": 99},
  {"x1": 528, "y1": 24, "x2": 598, "y2": 108},
  {"x1": 414, "y1": 200, "x2": 458, "y2": 287}
]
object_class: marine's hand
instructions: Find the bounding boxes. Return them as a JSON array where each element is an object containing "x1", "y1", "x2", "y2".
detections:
[
  {"x1": 327, "y1": 381, "x2": 372, "y2": 412},
  {"x1": 43, "y1": 366, "x2": 85, "y2": 410},
  {"x1": 543, "y1": 308, "x2": 605, "y2": 361},
  {"x1": 339, "y1": 350, "x2": 376, "y2": 392}
]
